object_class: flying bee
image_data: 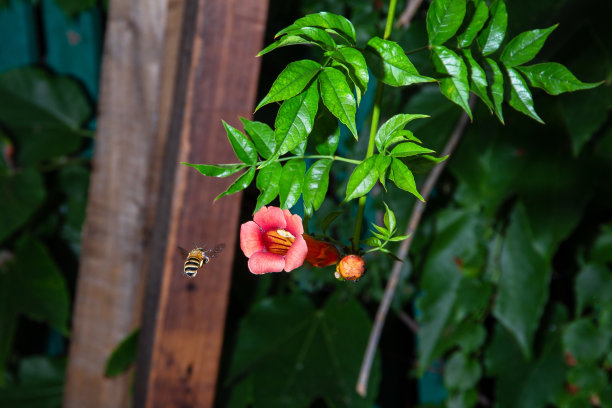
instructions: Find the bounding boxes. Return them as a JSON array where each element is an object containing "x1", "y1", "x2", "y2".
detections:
[{"x1": 180, "y1": 243, "x2": 226, "y2": 278}]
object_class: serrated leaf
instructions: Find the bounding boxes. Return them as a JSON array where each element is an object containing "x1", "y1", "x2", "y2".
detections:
[
  {"x1": 500, "y1": 25, "x2": 557, "y2": 67},
  {"x1": 257, "y1": 35, "x2": 311, "y2": 57},
  {"x1": 240, "y1": 118, "x2": 276, "y2": 159},
  {"x1": 364, "y1": 37, "x2": 435, "y2": 87},
  {"x1": 382, "y1": 202, "x2": 396, "y2": 233},
  {"x1": 462, "y1": 49, "x2": 494, "y2": 112},
  {"x1": 390, "y1": 158, "x2": 424, "y2": 201},
  {"x1": 182, "y1": 162, "x2": 246, "y2": 178},
  {"x1": 0, "y1": 169, "x2": 45, "y2": 243},
  {"x1": 390, "y1": 142, "x2": 435, "y2": 157},
  {"x1": 214, "y1": 166, "x2": 256, "y2": 201},
  {"x1": 279, "y1": 159, "x2": 305, "y2": 209},
  {"x1": 318, "y1": 67, "x2": 358, "y2": 139},
  {"x1": 493, "y1": 203, "x2": 550, "y2": 358},
  {"x1": 517, "y1": 62, "x2": 603, "y2": 95},
  {"x1": 506, "y1": 66, "x2": 543, "y2": 124},
  {"x1": 426, "y1": 0, "x2": 467, "y2": 45},
  {"x1": 328, "y1": 47, "x2": 369, "y2": 105},
  {"x1": 375, "y1": 154, "x2": 392, "y2": 189},
  {"x1": 255, "y1": 162, "x2": 281, "y2": 212},
  {"x1": 431, "y1": 45, "x2": 472, "y2": 119},
  {"x1": 222, "y1": 121, "x2": 258, "y2": 165},
  {"x1": 375, "y1": 113, "x2": 429, "y2": 152},
  {"x1": 105, "y1": 328, "x2": 139, "y2": 377},
  {"x1": 256, "y1": 60, "x2": 322, "y2": 111},
  {"x1": 311, "y1": 105, "x2": 340, "y2": 155},
  {"x1": 303, "y1": 159, "x2": 332, "y2": 212},
  {"x1": 477, "y1": 0, "x2": 507, "y2": 55},
  {"x1": 274, "y1": 82, "x2": 319, "y2": 156},
  {"x1": 457, "y1": 0, "x2": 489, "y2": 48},
  {"x1": 345, "y1": 155, "x2": 378, "y2": 202},
  {"x1": 275, "y1": 12, "x2": 356, "y2": 45},
  {"x1": 484, "y1": 58, "x2": 504, "y2": 123}
]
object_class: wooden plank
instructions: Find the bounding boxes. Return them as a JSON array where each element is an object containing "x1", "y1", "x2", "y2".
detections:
[
  {"x1": 62, "y1": 0, "x2": 169, "y2": 406},
  {"x1": 135, "y1": 0, "x2": 269, "y2": 407}
]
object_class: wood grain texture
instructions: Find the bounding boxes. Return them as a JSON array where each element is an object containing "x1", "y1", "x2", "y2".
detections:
[
  {"x1": 63, "y1": 0, "x2": 169, "y2": 406},
  {"x1": 135, "y1": 0, "x2": 269, "y2": 407}
]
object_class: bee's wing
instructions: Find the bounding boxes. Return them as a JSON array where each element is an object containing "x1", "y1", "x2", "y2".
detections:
[
  {"x1": 205, "y1": 243, "x2": 226, "y2": 259},
  {"x1": 178, "y1": 246, "x2": 190, "y2": 257}
]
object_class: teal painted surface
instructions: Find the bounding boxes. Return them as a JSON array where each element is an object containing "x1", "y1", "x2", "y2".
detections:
[
  {"x1": 0, "y1": 0, "x2": 39, "y2": 72},
  {"x1": 42, "y1": 0, "x2": 102, "y2": 100}
]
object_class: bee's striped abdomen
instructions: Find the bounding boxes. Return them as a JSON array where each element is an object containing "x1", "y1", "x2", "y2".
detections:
[{"x1": 184, "y1": 256, "x2": 203, "y2": 277}]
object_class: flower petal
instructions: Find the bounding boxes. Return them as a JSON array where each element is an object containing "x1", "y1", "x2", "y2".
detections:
[
  {"x1": 283, "y1": 235, "x2": 308, "y2": 272},
  {"x1": 248, "y1": 251, "x2": 285, "y2": 274},
  {"x1": 254, "y1": 206, "x2": 286, "y2": 231},
  {"x1": 283, "y1": 209, "x2": 304, "y2": 236},
  {"x1": 240, "y1": 221, "x2": 264, "y2": 257}
]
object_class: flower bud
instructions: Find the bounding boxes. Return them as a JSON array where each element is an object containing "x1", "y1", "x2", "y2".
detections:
[{"x1": 335, "y1": 254, "x2": 365, "y2": 281}]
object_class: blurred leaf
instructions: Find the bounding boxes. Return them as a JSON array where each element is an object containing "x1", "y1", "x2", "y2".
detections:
[
  {"x1": 431, "y1": 45, "x2": 472, "y2": 119},
  {"x1": 274, "y1": 82, "x2": 319, "y2": 155},
  {"x1": 310, "y1": 105, "x2": 340, "y2": 155},
  {"x1": 462, "y1": 49, "x2": 493, "y2": 112},
  {"x1": 484, "y1": 58, "x2": 505, "y2": 123},
  {"x1": 105, "y1": 328, "x2": 139, "y2": 377},
  {"x1": 0, "y1": 169, "x2": 45, "y2": 243},
  {"x1": 390, "y1": 158, "x2": 424, "y2": 201},
  {"x1": 256, "y1": 60, "x2": 321, "y2": 111},
  {"x1": 443, "y1": 352, "x2": 481, "y2": 391},
  {"x1": 240, "y1": 118, "x2": 276, "y2": 159},
  {"x1": 58, "y1": 165, "x2": 89, "y2": 252},
  {"x1": 0, "y1": 271, "x2": 17, "y2": 386},
  {"x1": 0, "y1": 68, "x2": 91, "y2": 164},
  {"x1": 567, "y1": 365, "x2": 607, "y2": 395},
  {"x1": 561, "y1": 86, "x2": 608, "y2": 156},
  {"x1": 255, "y1": 162, "x2": 281, "y2": 212},
  {"x1": 318, "y1": 67, "x2": 358, "y2": 139},
  {"x1": 223, "y1": 121, "x2": 258, "y2": 165},
  {"x1": 563, "y1": 319, "x2": 611, "y2": 365},
  {"x1": 500, "y1": 25, "x2": 557, "y2": 67},
  {"x1": 303, "y1": 159, "x2": 332, "y2": 211},
  {"x1": 589, "y1": 223, "x2": 612, "y2": 264},
  {"x1": 183, "y1": 162, "x2": 247, "y2": 178},
  {"x1": 364, "y1": 37, "x2": 435, "y2": 87},
  {"x1": 345, "y1": 155, "x2": 378, "y2": 201},
  {"x1": 276, "y1": 12, "x2": 356, "y2": 44},
  {"x1": 517, "y1": 63, "x2": 602, "y2": 96},
  {"x1": 493, "y1": 203, "x2": 550, "y2": 358},
  {"x1": 0, "y1": 356, "x2": 65, "y2": 408},
  {"x1": 227, "y1": 293, "x2": 380, "y2": 408},
  {"x1": 426, "y1": 0, "x2": 467, "y2": 45},
  {"x1": 457, "y1": 0, "x2": 488, "y2": 48},
  {"x1": 476, "y1": 0, "x2": 507, "y2": 55},
  {"x1": 55, "y1": 0, "x2": 96, "y2": 16},
  {"x1": 506, "y1": 66, "x2": 543, "y2": 124},
  {"x1": 575, "y1": 264, "x2": 612, "y2": 316},
  {"x1": 279, "y1": 159, "x2": 305, "y2": 209},
  {"x1": 214, "y1": 167, "x2": 256, "y2": 201}
]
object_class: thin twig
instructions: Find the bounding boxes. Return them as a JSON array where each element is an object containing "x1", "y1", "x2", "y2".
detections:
[
  {"x1": 396, "y1": 0, "x2": 425, "y2": 28},
  {"x1": 356, "y1": 97, "x2": 475, "y2": 397},
  {"x1": 396, "y1": 310, "x2": 419, "y2": 333}
]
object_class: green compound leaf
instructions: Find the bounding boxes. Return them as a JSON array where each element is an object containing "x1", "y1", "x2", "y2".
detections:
[
  {"x1": 257, "y1": 35, "x2": 312, "y2": 57},
  {"x1": 484, "y1": 58, "x2": 504, "y2": 123},
  {"x1": 500, "y1": 25, "x2": 557, "y2": 67},
  {"x1": 517, "y1": 63, "x2": 603, "y2": 95},
  {"x1": 506, "y1": 66, "x2": 543, "y2": 124},
  {"x1": 275, "y1": 12, "x2": 356, "y2": 45},
  {"x1": 390, "y1": 142, "x2": 435, "y2": 157},
  {"x1": 477, "y1": 0, "x2": 507, "y2": 56},
  {"x1": 328, "y1": 47, "x2": 369, "y2": 105},
  {"x1": 182, "y1": 162, "x2": 247, "y2": 178},
  {"x1": 303, "y1": 159, "x2": 332, "y2": 212},
  {"x1": 256, "y1": 60, "x2": 322, "y2": 111},
  {"x1": 431, "y1": 45, "x2": 472, "y2": 120},
  {"x1": 426, "y1": 0, "x2": 467, "y2": 45},
  {"x1": 279, "y1": 159, "x2": 305, "y2": 209},
  {"x1": 255, "y1": 162, "x2": 281, "y2": 212},
  {"x1": 345, "y1": 155, "x2": 378, "y2": 202},
  {"x1": 222, "y1": 121, "x2": 258, "y2": 165},
  {"x1": 375, "y1": 113, "x2": 429, "y2": 152},
  {"x1": 0, "y1": 169, "x2": 45, "y2": 243},
  {"x1": 390, "y1": 157, "x2": 424, "y2": 201},
  {"x1": 270, "y1": 27, "x2": 337, "y2": 55},
  {"x1": 462, "y1": 49, "x2": 494, "y2": 112},
  {"x1": 457, "y1": 0, "x2": 489, "y2": 48},
  {"x1": 214, "y1": 166, "x2": 256, "y2": 202},
  {"x1": 274, "y1": 82, "x2": 319, "y2": 156},
  {"x1": 240, "y1": 118, "x2": 276, "y2": 159},
  {"x1": 365, "y1": 37, "x2": 435, "y2": 87},
  {"x1": 311, "y1": 105, "x2": 340, "y2": 155},
  {"x1": 318, "y1": 67, "x2": 358, "y2": 139},
  {"x1": 105, "y1": 328, "x2": 140, "y2": 377},
  {"x1": 385, "y1": 130, "x2": 422, "y2": 148},
  {"x1": 493, "y1": 203, "x2": 551, "y2": 358},
  {"x1": 375, "y1": 154, "x2": 392, "y2": 189}
]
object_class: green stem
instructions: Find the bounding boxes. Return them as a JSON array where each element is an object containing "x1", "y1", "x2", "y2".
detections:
[
  {"x1": 351, "y1": 0, "x2": 398, "y2": 252},
  {"x1": 267, "y1": 155, "x2": 361, "y2": 165},
  {"x1": 405, "y1": 45, "x2": 430, "y2": 55}
]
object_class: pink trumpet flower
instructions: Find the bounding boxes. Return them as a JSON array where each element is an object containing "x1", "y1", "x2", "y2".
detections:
[{"x1": 240, "y1": 206, "x2": 308, "y2": 274}]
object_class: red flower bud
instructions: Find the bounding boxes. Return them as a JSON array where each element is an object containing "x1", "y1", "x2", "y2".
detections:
[
  {"x1": 303, "y1": 235, "x2": 340, "y2": 267},
  {"x1": 335, "y1": 254, "x2": 365, "y2": 281}
]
